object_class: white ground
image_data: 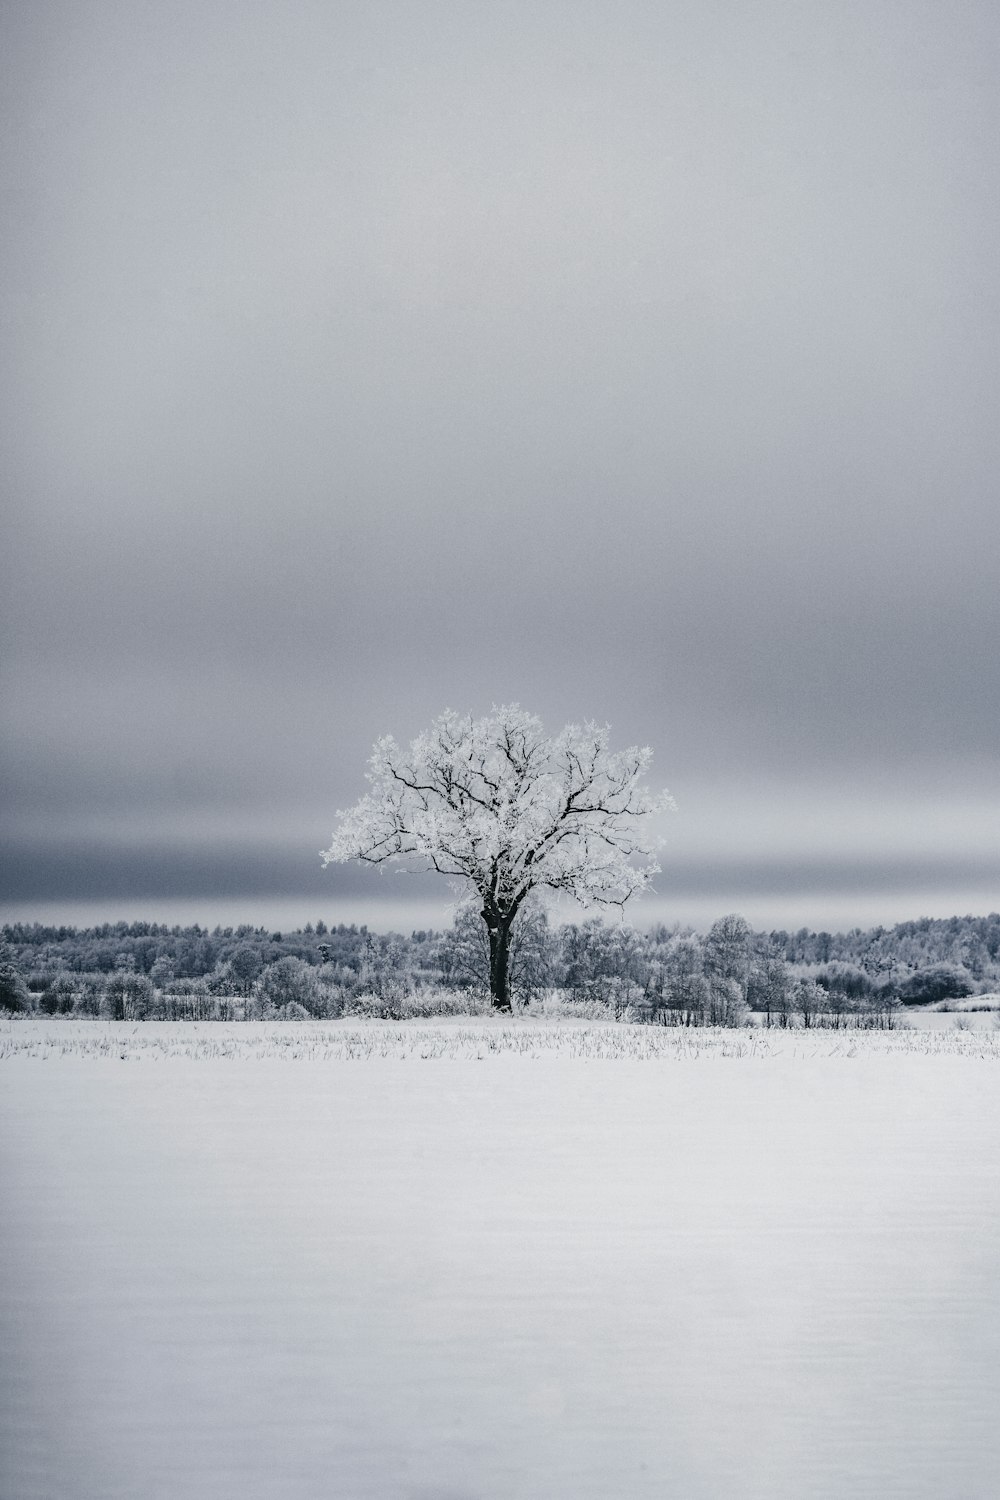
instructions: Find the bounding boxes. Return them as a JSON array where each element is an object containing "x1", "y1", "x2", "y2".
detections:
[{"x1": 2, "y1": 1020, "x2": 999, "y2": 1500}]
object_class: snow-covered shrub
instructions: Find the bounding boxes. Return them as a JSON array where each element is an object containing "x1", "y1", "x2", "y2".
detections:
[
  {"x1": 792, "y1": 978, "x2": 826, "y2": 1028},
  {"x1": 342, "y1": 987, "x2": 491, "y2": 1019},
  {"x1": 37, "y1": 972, "x2": 80, "y2": 1014},
  {"x1": 397, "y1": 989, "x2": 492, "y2": 1018},
  {"x1": 276, "y1": 1001, "x2": 311, "y2": 1021},
  {"x1": 259, "y1": 956, "x2": 322, "y2": 1014},
  {"x1": 100, "y1": 970, "x2": 155, "y2": 1020},
  {"x1": 72, "y1": 978, "x2": 103, "y2": 1016},
  {"x1": 900, "y1": 964, "x2": 976, "y2": 1005},
  {"x1": 165, "y1": 976, "x2": 211, "y2": 997},
  {"x1": 704, "y1": 977, "x2": 747, "y2": 1027},
  {"x1": 524, "y1": 992, "x2": 614, "y2": 1020},
  {"x1": 342, "y1": 991, "x2": 404, "y2": 1020}
]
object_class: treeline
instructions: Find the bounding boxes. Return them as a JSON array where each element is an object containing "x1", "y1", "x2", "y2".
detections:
[{"x1": 2, "y1": 908, "x2": 997, "y2": 1025}]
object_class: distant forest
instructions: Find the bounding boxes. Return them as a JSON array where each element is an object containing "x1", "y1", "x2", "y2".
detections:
[{"x1": 2, "y1": 910, "x2": 998, "y2": 1024}]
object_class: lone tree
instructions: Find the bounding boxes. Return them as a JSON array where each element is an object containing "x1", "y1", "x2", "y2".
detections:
[{"x1": 321, "y1": 705, "x2": 672, "y2": 1010}]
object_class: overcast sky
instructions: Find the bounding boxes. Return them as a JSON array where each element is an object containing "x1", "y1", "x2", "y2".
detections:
[{"x1": 3, "y1": 1, "x2": 998, "y2": 933}]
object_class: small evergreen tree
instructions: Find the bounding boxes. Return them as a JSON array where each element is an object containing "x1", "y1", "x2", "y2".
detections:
[{"x1": 0, "y1": 944, "x2": 30, "y2": 1012}]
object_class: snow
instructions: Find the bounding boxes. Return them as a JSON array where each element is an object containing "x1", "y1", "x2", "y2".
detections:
[
  {"x1": 4, "y1": 1015, "x2": 1000, "y2": 1059},
  {"x1": 2, "y1": 1021, "x2": 999, "y2": 1499}
]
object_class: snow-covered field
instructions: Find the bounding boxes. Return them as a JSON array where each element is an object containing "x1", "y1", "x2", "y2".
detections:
[
  {"x1": 4, "y1": 1014, "x2": 1000, "y2": 1059},
  {"x1": 3, "y1": 1020, "x2": 999, "y2": 1499}
]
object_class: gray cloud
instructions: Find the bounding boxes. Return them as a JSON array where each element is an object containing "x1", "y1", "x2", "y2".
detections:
[{"x1": 3, "y1": 1, "x2": 998, "y2": 928}]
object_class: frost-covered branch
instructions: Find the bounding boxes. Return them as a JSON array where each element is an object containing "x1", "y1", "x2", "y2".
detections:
[{"x1": 321, "y1": 705, "x2": 674, "y2": 1007}]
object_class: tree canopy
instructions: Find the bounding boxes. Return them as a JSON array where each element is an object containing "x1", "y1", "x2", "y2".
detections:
[{"x1": 321, "y1": 705, "x2": 673, "y2": 1008}]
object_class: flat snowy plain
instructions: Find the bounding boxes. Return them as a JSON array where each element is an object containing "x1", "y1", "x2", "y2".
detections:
[{"x1": 3, "y1": 1019, "x2": 999, "y2": 1500}]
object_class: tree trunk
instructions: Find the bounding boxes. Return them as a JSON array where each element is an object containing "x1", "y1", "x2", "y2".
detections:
[{"x1": 484, "y1": 910, "x2": 514, "y2": 1011}]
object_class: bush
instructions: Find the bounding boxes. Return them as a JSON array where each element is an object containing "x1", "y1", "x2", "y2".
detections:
[
  {"x1": 813, "y1": 962, "x2": 873, "y2": 1001},
  {"x1": 101, "y1": 971, "x2": 155, "y2": 1020},
  {"x1": 793, "y1": 978, "x2": 826, "y2": 1028},
  {"x1": 399, "y1": 989, "x2": 492, "y2": 1018},
  {"x1": 342, "y1": 988, "x2": 492, "y2": 1020},
  {"x1": 531, "y1": 994, "x2": 613, "y2": 1020},
  {"x1": 259, "y1": 956, "x2": 322, "y2": 1014},
  {"x1": 342, "y1": 991, "x2": 401, "y2": 1019},
  {"x1": 314, "y1": 980, "x2": 346, "y2": 1018},
  {"x1": 37, "y1": 972, "x2": 79, "y2": 1015},
  {"x1": 72, "y1": 978, "x2": 104, "y2": 1016},
  {"x1": 164, "y1": 976, "x2": 211, "y2": 997},
  {"x1": 900, "y1": 964, "x2": 976, "y2": 1005}
]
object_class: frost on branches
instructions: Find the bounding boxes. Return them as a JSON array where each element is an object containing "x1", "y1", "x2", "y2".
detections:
[{"x1": 321, "y1": 705, "x2": 673, "y2": 1010}]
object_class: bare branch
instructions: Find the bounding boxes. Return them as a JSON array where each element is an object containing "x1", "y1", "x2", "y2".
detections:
[{"x1": 321, "y1": 705, "x2": 672, "y2": 921}]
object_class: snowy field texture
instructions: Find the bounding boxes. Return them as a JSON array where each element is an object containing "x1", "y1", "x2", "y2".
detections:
[
  {"x1": 3, "y1": 1014, "x2": 1000, "y2": 1060},
  {"x1": 2, "y1": 1022, "x2": 999, "y2": 1500}
]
